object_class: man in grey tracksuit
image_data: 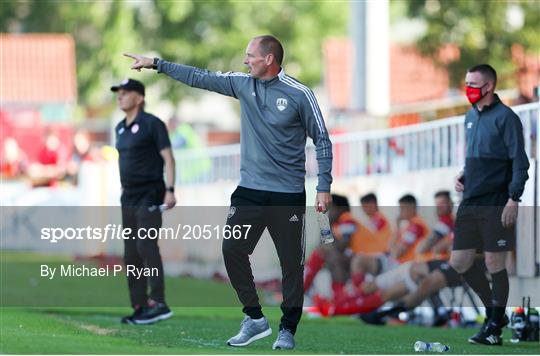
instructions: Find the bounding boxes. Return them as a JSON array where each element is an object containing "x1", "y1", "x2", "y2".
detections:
[{"x1": 125, "y1": 35, "x2": 333, "y2": 350}]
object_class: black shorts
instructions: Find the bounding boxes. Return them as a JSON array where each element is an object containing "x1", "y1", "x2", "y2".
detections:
[
  {"x1": 427, "y1": 260, "x2": 462, "y2": 288},
  {"x1": 453, "y1": 193, "x2": 515, "y2": 252}
]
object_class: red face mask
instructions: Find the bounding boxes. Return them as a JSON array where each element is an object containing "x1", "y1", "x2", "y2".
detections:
[{"x1": 465, "y1": 84, "x2": 487, "y2": 104}]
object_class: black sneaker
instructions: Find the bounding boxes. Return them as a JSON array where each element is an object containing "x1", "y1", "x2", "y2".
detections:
[
  {"x1": 131, "y1": 303, "x2": 173, "y2": 325},
  {"x1": 468, "y1": 316, "x2": 509, "y2": 346},
  {"x1": 432, "y1": 311, "x2": 451, "y2": 327},
  {"x1": 359, "y1": 311, "x2": 386, "y2": 326},
  {"x1": 121, "y1": 306, "x2": 144, "y2": 324}
]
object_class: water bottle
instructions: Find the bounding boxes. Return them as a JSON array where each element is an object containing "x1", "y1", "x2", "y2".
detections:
[
  {"x1": 414, "y1": 341, "x2": 449, "y2": 352},
  {"x1": 317, "y1": 211, "x2": 334, "y2": 244},
  {"x1": 511, "y1": 302, "x2": 528, "y2": 342},
  {"x1": 526, "y1": 297, "x2": 539, "y2": 342}
]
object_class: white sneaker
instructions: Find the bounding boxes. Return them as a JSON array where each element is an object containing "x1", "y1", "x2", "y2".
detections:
[
  {"x1": 227, "y1": 316, "x2": 272, "y2": 347},
  {"x1": 272, "y1": 329, "x2": 295, "y2": 350}
]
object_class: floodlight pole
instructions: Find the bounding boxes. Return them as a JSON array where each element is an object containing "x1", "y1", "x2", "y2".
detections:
[{"x1": 350, "y1": 0, "x2": 390, "y2": 116}]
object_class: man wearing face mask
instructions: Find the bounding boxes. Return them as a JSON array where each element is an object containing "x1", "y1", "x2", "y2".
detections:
[{"x1": 451, "y1": 64, "x2": 529, "y2": 346}]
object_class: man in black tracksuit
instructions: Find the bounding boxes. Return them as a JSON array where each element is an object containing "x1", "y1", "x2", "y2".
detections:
[
  {"x1": 451, "y1": 64, "x2": 529, "y2": 346},
  {"x1": 112, "y1": 79, "x2": 177, "y2": 325}
]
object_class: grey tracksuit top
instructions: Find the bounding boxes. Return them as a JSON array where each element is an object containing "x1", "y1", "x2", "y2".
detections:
[
  {"x1": 463, "y1": 94, "x2": 529, "y2": 201},
  {"x1": 157, "y1": 60, "x2": 333, "y2": 193}
]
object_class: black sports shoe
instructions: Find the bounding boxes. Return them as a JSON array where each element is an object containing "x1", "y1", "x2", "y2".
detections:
[
  {"x1": 432, "y1": 311, "x2": 451, "y2": 327},
  {"x1": 131, "y1": 303, "x2": 173, "y2": 325},
  {"x1": 360, "y1": 303, "x2": 408, "y2": 326},
  {"x1": 359, "y1": 311, "x2": 386, "y2": 326},
  {"x1": 468, "y1": 316, "x2": 509, "y2": 346},
  {"x1": 121, "y1": 306, "x2": 144, "y2": 324}
]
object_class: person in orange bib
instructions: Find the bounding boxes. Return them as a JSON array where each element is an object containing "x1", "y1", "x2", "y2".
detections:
[
  {"x1": 350, "y1": 194, "x2": 429, "y2": 289},
  {"x1": 349, "y1": 193, "x2": 392, "y2": 255},
  {"x1": 415, "y1": 190, "x2": 455, "y2": 263}
]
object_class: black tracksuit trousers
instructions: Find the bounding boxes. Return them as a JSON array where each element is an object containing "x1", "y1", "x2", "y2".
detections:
[
  {"x1": 222, "y1": 186, "x2": 306, "y2": 335},
  {"x1": 121, "y1": 182, "x2": 166, "y2": 308}
]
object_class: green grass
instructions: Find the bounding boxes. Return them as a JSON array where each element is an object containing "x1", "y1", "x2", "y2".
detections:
[
  {"x1": 1, "y1": 252, "x2": 539, "y2": 354},
  {"x1": 2, "y1": 307, "x2": 540, "y2": 354},
  {"x1": 0, "y1": 252, "x2": 239, "y2": 307}
]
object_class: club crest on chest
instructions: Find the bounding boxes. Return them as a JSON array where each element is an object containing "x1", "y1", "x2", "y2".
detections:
[{"x1": 276, "y1": 98, "x2": 288, "y2": 111}]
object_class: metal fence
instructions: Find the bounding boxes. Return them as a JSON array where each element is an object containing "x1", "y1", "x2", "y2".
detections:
[{"x1": 174, "y1": 102, "x2": 539, "y2": 185}]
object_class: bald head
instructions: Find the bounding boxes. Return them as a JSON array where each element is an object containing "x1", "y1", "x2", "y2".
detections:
[
  {"x1": 253, "y1": 35, "x2": 284, "y2": 66},
  {"x1": 244, "y1": 35, "x2": 283, "y2": 80}
]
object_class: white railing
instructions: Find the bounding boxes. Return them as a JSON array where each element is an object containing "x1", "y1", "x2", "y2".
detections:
[{"x1": 174, "y1": 102, "x2": 539, "y2": 185}]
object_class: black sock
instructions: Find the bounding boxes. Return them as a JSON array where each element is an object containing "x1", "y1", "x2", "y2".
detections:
[
  {"x1": 461, "y1": 264, "x2": 493, "y2": 319},
  {"x1": 244, "y1": 306, "x2": 264, "y2": 320},
  {"x1": 491, "y1": 269, "x2": 509, "y2": 324},
  {"x1": 429, "y1": 293, "x2": 444, "y2": 316}
]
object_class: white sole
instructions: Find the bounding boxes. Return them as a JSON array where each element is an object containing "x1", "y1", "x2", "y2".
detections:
[
  {"x1": 132, "y1": 311, "x2": 173, "y2": 325},
  {"x1": 227, "y1": 328, "x2": 272, "y2": 347},
  {"x1": 272, "y1": 345, "x2": 295, "y2": 350},
  {"x1": 467, "y1": 338, "x2": 500, "y2": 346}
]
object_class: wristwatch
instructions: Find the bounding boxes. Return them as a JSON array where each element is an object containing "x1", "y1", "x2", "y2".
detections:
[
  {"x1": 510, "y1": 194, "x2": 521, "y2": 202},
  {"x1": 152, "y1": 57, "x2": 160, "y2": 70},
  {"x1": 166, "y1": 186, "x2": 174, "y2": 193}
]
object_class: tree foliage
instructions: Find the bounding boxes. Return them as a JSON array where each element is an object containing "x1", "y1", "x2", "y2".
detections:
[
  {"x1": 403, "y1": 0, "x2": 540, "y2": 88},
  {"x1": 1, "y1": 0, "x2": 349, "y2": 107}
]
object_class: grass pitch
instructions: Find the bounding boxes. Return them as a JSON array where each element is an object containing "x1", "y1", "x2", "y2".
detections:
[{"x1": 1, "y1": 253, "x2": 539, "y2": 354}]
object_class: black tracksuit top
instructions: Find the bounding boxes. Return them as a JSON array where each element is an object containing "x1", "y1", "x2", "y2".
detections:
[{"x1": 462, "y1": 94, "x2": 529, "y2": 201}]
